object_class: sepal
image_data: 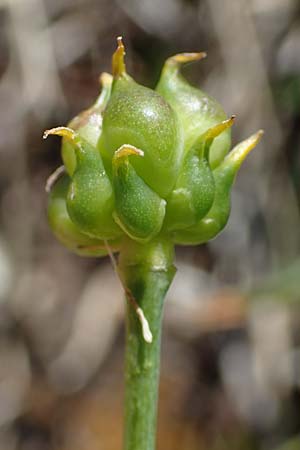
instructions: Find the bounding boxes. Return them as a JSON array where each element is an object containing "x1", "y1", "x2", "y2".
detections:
[
  {"x1": 172, "y1": 130, "x2": 263, "y2": 245},
  {"x1": 45, "y1": 126, "x2": 121, "y2": 240},
  {"x1": 156, "y1": 50, "x2": 231, "y2": 168},
  {"x1": 165, "y1": 117, "x2": 235, "y2": 231},
  {"x1": 47, "y1": 175, "x2": 120, "y2": 257},
  {"x1": 112, "y1": 145, "x2": 166, "y2": 242}
]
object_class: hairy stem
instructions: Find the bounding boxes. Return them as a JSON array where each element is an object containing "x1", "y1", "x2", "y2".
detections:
[{"x1": 118, "y1": 237, "x2": 176, "y2": 450}]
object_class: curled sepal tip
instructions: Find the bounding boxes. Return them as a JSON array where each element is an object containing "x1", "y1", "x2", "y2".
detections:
[
  {"x1": 43, "y1": 126, "x2": 76, "y2": 142},
  {"x1": 112, "y1": 144, "x2": 166, "y2": 242},
  {"x1": 224, "y1": 129, "x2": 264, "y2": 170},
  {"x1": 202, "y1": 115, "x2": 235, "y2": 142},
  {"x1": 112, "y1": 36, "x2": 126, "y2": 78},
  {"x1": 114, "y1": 144, "x2": 144, "y2": 160},
  {"x1": 195, "y1": 115, "x2": 236, "y2": 160},
  {"x1": 165, "y1": 52, "x2": 207, "y2": 70}
]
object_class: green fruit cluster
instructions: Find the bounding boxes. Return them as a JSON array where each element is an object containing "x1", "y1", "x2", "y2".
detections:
[{"x1": 45, "y1": 37, "x2": 262, "y2": 256}]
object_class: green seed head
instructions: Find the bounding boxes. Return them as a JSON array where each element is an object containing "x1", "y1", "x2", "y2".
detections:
[{"x1": 44, "y1": 37, "x2": 263, "y2": 256}]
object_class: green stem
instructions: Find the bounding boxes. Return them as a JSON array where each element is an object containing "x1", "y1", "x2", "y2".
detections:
[{"x1": 118, "y1": 237, "x2": 176, "y2": 450}]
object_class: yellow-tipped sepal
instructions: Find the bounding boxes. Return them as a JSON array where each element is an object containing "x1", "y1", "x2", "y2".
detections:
[
  {"x1": 112, "y1": 36, "x2": 127, "y2": 78},
  {"x1": 165, "y1": 117, "x2": 235, "y2": 231},
  {"x1": 47, "y1": 175, "x2": 121, "y2": 257},
  {"x1": 45, "y1": 126, "x2": 122, "y2": 240},
  {"x1": 172, "y1": 130, "x2": 264, "y2": 245},
  {"x1": 156, "y1": 50, "x2": 231, "y2": 167},
  {"x1": 112, "y1": 145, "x2": 166, "y2": 242},
  {"x1": 223, "y1": 129, "x2": 264, "y2": 171}
]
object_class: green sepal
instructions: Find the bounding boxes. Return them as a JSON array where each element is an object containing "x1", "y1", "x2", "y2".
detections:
[
  {"x1": 164, "y1": 152, "x2": 214, "y2": 231},
  {"x1": 62, "y1": 72, "x2": 112, "y2": 175},
  {"x1": 99, "y1": 38, "x2": 184, "y2": 198},
  {"x1": 165, "y1": 117, "x2": 235, "y2": 231},
  {"x1": 63, "y1": 131, "x2": 122, "y2": 240},
  {"x1": 172, "y1": 130, "x2": 263, "y2": 245},
  {"x1": 112, "y1": 145, "x2": 166, "y2": 243},
  {"x1": 156, "y1": 52, "x2": 231, "y2": 168},
  {"x1": 171, "y1": 167, "x2": 233, "y2": 245},
  {"x1": 47, "y1": 175, "x2": 120, "y2": 257}
]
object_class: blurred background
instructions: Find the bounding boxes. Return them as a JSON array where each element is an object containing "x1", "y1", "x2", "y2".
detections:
[{"x1": 0, "y1": 0, "x2": 300, "y2": 449}]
